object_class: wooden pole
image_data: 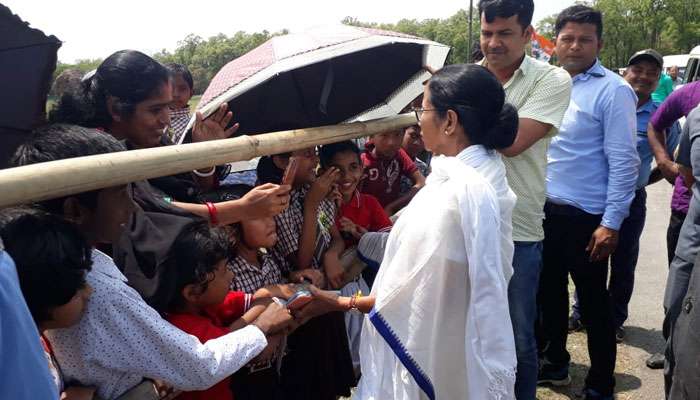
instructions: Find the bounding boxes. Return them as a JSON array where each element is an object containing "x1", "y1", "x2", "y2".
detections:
[{"x1": 0, "y1": 113, "x2": 417, "y2": 208}]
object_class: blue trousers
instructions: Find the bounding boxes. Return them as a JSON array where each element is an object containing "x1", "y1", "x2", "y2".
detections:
[{"x1": 509, "y1": 241, "x2": 543, "y2": 400}]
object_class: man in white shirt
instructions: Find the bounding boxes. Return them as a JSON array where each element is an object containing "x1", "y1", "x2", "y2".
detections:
[{"x1": 11, "y1": 124, "x2": 293, "y2": 399}]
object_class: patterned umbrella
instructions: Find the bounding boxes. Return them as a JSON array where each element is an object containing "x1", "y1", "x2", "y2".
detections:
[{"x1": 179, "y1": 24, "x2": 450, "y2": 142}]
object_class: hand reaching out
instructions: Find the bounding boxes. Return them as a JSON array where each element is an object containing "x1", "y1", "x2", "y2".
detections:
[{"x1": 191, "y1": 103, "x2": 240, "y2": 143}]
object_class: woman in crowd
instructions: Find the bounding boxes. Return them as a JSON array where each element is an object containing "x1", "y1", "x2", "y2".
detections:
[{"x1": 297, "y1": 64, "x2": 520, "y2": 399}]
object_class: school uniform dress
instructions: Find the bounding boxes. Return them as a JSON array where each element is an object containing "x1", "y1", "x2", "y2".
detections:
[
  {"x1": 271, "y1": 186, "x2": 356, "y2": 400},
  {"x1": 361, "y1": 147, "x2": 417, "y2": 208}
]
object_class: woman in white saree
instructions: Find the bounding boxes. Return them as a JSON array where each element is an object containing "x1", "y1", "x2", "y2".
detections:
[{"x1": 298, "y1": 64, "x2": 520, "y2": 399}]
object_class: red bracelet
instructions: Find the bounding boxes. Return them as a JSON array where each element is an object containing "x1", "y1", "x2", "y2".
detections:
[{"x1": 205, "y1": 202, "x2": 219, "y2": 225}]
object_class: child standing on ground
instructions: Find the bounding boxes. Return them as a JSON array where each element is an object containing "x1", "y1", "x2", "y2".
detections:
[
  {"x1": 164, "y1": 221, "x2": 296, "y2": 400},
  {"x1": 2, "y1": 213, "x2": 96, "y2": 400},
  {"x1": 361, "y1": 129, "x2": 426, "y2": 216},
  {"x1": 257, "y1": 148, "x2": 356, "y2": 400},
  {"x1": 166, "y1": 63, "x2": 194, "y2": 143}
]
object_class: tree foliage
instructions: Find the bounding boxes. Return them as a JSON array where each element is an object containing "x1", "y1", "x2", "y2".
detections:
[{"x1": 54, "y1": 0, "x2": 699, "y2": 93}]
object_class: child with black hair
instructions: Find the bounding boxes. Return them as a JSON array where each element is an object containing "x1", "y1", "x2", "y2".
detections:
[
  {"x1": 13, "y1": 123, "x2": 293, "y2": 400},
  {"x1": 164, "y1": 220, "x2": 296, "y2": 400},
  {"x1": 319, "y1": 141, "x2": 392, "y2": 248},
  {"x1": 361, "y1": 129, "x2": 426, "y2": 216},
  {"x1": 256, "y1": 148, "x2": 356, "y2": 400},
  {"x1": 2, "y1": 212, "x2": 95, "y2": 400},
  {"x1": 165, "y1": 63, "x2": 194, "y2": 143}
]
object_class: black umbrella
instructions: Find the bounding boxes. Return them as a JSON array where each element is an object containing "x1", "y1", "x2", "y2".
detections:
[{"x1": 0, "y1": 4, "x2": 61, "y2": 168}]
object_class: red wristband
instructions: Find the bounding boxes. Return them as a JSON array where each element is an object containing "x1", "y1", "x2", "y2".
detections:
[{"x1": 205, "y1": 202, "x2": 218, "y2": 225}]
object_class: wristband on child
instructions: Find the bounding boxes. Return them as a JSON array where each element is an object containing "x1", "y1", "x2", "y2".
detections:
[
  {"x1": 205, "y1": 202, "x2": 219, "y2": 225},
  {"x1": 193, "y1": 166, "x2": 217, "y2": 177}
]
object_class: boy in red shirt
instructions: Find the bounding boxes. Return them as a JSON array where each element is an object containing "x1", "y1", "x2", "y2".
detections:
[
  {"x1": 320, "y1": 141, "x2": 393, "y2": 247},
  {"x1": 360, "y1": 129, "x2": 426, "y2": 215},
  {"x1": 165, "y1": 221, "x2": 298, "y2": 400}
]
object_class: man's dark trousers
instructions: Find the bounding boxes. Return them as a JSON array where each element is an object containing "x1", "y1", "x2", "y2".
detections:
[{"x1": 538, "y1": 202, "x2": 617, "y2": 396}]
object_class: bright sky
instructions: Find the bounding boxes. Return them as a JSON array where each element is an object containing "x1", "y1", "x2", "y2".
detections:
[{"x1": 5, "y1": 0, "x2": 575, "y2": 63}]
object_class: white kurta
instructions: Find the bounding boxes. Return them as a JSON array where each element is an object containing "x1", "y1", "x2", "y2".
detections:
[{"x1": 354, "y1": 145, "x2": 517, "y2": 400}]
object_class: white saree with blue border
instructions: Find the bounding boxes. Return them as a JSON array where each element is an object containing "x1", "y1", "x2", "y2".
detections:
[{"x1": 354, "y1": 146, "x2": 518, "y2": 400}]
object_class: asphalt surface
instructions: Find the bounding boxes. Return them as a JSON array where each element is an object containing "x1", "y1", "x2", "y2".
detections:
[{"x1": 538, "y1": 180, "x2": 672, "y2": 400}]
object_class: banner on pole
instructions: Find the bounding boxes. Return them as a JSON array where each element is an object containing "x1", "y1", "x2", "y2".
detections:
[{"x1": 531, "y1": 31, "x2": 555, "y2": 62}]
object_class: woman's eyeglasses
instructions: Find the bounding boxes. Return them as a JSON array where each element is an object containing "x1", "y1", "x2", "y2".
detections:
[{"x1": 411, "y1": 106, "x2": 443, "y2": 122}]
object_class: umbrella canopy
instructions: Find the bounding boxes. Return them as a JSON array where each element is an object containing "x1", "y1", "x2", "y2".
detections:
[
  {"x1": 0, "y1": 4, "x2": 61, "y2": 168},
  {"x1": 180, "y1": 25, "x2": 449, "y2": 142}
]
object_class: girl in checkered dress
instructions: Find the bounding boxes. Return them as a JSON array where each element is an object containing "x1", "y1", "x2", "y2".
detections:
[{"x1": 257, "y1": 149, "x2": 356, "y2": 400}]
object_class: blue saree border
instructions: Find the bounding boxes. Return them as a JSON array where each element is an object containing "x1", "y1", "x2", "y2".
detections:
[{"x1": 368, "y1": 308, "x2": 436, "y2": 400}]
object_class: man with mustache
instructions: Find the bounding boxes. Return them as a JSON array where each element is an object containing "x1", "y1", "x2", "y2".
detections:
[{"x1": 477, "y1": 1, "x2": 572, "y2": 399}]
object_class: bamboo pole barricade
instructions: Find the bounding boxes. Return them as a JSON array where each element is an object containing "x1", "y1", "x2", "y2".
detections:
[{"x1": 0, "y1": 113, "x2": 417, "y2": 209}]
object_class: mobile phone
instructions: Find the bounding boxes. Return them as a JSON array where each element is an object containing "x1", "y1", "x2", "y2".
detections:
[
  {"x1": 281, "y1": 157, "x2": 299, "y2": 186},
  {"x1": 285, "y1": 289, "x2": 313, "y2": 311}
]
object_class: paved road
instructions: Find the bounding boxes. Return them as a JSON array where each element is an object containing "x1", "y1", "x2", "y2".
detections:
[{"x1": 538, "y1": 181, "x2": 673, "y2": 400}]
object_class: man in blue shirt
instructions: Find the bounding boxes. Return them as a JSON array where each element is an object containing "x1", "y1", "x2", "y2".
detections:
[
  {"x1": 569, "y1": 49, "x2": 680, "y2": 342},
  {"x1": 537, "y1": 6, "x2": 640, "y2": 400},
  {"x1": 0, "y1": 242, "x2": 58, "y2": 399}
]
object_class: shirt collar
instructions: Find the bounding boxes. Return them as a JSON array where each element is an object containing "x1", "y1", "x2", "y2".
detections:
[
  {"x1": 637, "y1": 98, "x2": 658, "y2": 114},
  {"x1": 478, "y1": 54, "x2": 530, "y2": 85},
  {"x1": 573, "y1": 59, "x2": 605, "y2": 82},
  {"x1": 456, "y1": 145, "x2": 489, "y2": 169},
  {"x1": 92, "y1": 249, "x2": 128, "y2": 282}
]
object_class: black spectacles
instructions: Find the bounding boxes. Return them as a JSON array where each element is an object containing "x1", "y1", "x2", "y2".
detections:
[{"x1": 411, "y1": 106, "x2": 444, "y2": 122}]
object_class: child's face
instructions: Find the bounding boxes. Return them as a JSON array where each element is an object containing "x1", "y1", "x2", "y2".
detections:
[
  {"x1": 328, "y1": 151, "x2": 363, "y2": 199},
  {"x1": 290, "y1": 147, "x2": 319, "y2": 186},
  {"x1": 241, "y1": 217, "x2": 278, "y2": 248},
  {"x1": 171, "y1": 74, "x2": 193, "y2": 110},
  {"x1": 195, "y1": 259, "x2": 234, "y2": 307},
  {"x1": 402, "y1": 125, "x2": 425, "y2": 159},
  {"x1": 372, "y1": 130, "x2": 403, "y2": 159},
  {"x1": 45, "y1": 284, "x2": 93, "y2": 330}
]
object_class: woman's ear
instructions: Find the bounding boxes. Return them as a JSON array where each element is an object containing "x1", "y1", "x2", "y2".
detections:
[
  {"x1": 445, "y1": 109, "x2": 459, "y2": 136},
  {"x1": 106, "y1": 96, "x2": 122, "y2": 123}
]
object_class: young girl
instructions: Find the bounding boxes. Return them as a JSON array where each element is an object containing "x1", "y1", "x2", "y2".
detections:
[
  {"x1": 165, "y1": 63, "x2": 195, "y2": 144},
  {"x1": 164, "y1": 221, "x2": 296, "y2": 400},
  {"x1": 2, "y1": 212, "x2": 95, "y2": 400},
  {"x1": 257, "y1": 148, "x2": 356, "y2": 400}
]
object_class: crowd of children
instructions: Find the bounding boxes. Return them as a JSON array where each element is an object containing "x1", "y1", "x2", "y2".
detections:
[{"x1": 0, "y1": 53, "x2": 429, "y2": 400}]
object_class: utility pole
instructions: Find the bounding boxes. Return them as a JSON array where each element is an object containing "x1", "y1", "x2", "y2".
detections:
[{"x1": 468, "y1": 0, "x2": 474, "y2": 61}]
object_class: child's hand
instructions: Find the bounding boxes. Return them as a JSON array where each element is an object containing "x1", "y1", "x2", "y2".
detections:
[
  {"x1": 61, "y1": 386, "x2": 96, "y2": 400},
  {"x1": 289, "y1": 268, "x2": 325, "y2": 288},
  {"x1": 251, "y1": 333, "x2": 283, "y2": 366},
  {"x1": 323, "y1": 252, "x2": 345, "y2": 289},
  {"x1": 240, "y1": 183, "x2": 291, "y2": 218},
  {"x1": 339, "y1": 217, "x2": 367, "y2": 241},
  {"x1": 306, "y1": 167, "x2": 340, "y2": 208},
  {"x1": 151, "y1": 380, "x2": 175, "y2": 399},
  {"x1": 192, "y1": 104, "x2": 240, "y2": 142},
  {"x1": 328, "y1": 183, "x2": 343, "y2": 208}
]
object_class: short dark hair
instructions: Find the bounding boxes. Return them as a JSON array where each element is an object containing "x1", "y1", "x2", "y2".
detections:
[
  {"x1": 555, "y1": 5, "x2": 603, "y2": 39},
  {"x1": 1, "y1": 212, "x2": 92, "y2": 325},
  {"x1": 478, "y1": 0, "x2": 535, "y2": 30},
  {"x1": 166, "y1": 221, "x2": 233, "y2": 311},
  {"x1": 319, "y1": 140, "x2": 361, "y2": 169},
  {"x1": 166, "y1": 63, "x2": 194, "y2": 91},
  {"x1": 11, "y1": 124, "x2": 126, "y2": 214},
  {"x1": 428, "y1": 64, "x2": 518, "y2": 150}
]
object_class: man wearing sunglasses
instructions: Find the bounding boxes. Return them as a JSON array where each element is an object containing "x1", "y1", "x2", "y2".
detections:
[{"x1": 477, "y1": 1, "x2": 572, "y2": 399}]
